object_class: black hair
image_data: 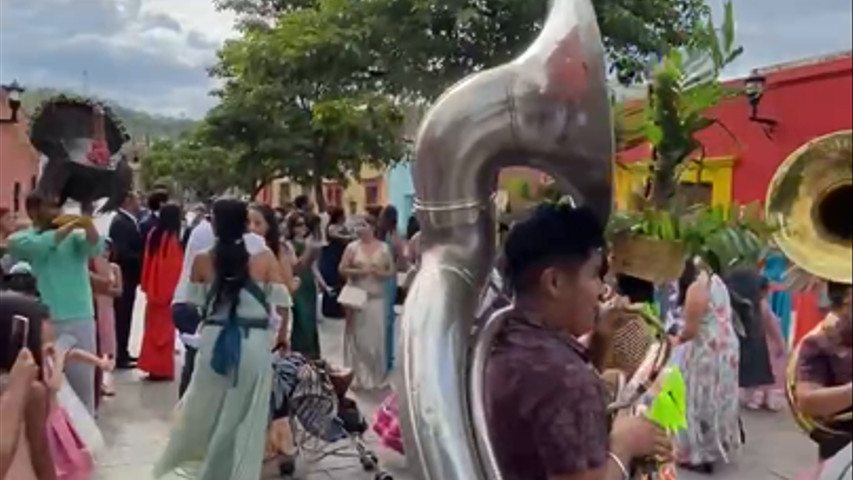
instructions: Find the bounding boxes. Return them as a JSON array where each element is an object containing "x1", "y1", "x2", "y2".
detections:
[
  {"x1": 294, "y1": 195, "x2": 310, "y2": 211},
  {"x1": 250, "y1": 203, "x2": 282, "y2": 257},
  {"x1": 148, "y1": 203, "x2": 182, "y2": 253},
  {"x1": 0, "y1": 291, "x2": 47, "y2": 376},
  {"x1": 827, "y1": 281, "x2": 852, "y2": 310},
  {"x1": 286, "y1": 212, "x2": 308, "y2": 241},
  {"x1": 147, "y1": 191, "x2": 169, "y2": 212},
  {"x1": 406, "y1": 215, "x2": 420, "y2": 241},
  {"x1": 211, "y1": 199, "x2": 250, "y2": 319},
  {"x1": 503, "y1": 203, "x2": 605, "y2": 294},
  {"x1": 25, "y1": 191, "x2": 46, "y2": 213},
  {"x1": 377, "y1": 205, "x2": 399, "y2": 240},
  {"x1": 616, "y1": 274, "x2": 655, "y2": 304},
  {"x1": 677, "y1": 259, "x2": 699, "y2": 307},
  {"x1": 329, "y1": 206, "x2": 346, "y2": 226},
  {"x1": 2, "y1": 272, "x2": 39, "y2": 298}
]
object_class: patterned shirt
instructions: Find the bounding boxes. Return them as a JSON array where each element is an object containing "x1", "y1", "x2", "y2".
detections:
[
  {"x1": 797, "y1": 314, "x2": 853, "y2": 460},
  {"x1": 485, "y1": 313, "x2": 609, "y2": 480}
]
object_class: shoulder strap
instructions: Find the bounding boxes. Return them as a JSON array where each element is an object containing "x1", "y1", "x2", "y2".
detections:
[{"x1": 243, "y1": 281, "x2": 271, "y2": 315}]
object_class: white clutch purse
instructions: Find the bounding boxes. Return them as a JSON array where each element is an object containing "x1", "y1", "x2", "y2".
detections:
[{"x1": 338, "y1": 284, "x2": 368, "y2": 310}]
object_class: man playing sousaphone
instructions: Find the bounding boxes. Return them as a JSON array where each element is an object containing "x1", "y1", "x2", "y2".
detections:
[
  {"x1": 794, "y1": 281, "x2": 852, "y2": 477},
  {"x1": 485, "y1": 203, "x2": 672, "y2": 480}
]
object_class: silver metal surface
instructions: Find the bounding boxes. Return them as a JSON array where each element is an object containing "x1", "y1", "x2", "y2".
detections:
[{"x1": 399, "y1": 0, "x2": 613, "y2": 478}]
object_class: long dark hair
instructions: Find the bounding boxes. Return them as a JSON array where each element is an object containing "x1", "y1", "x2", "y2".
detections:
[
  {"x1": 250, "y1": 203, "x2": 281, "y2": 257},
  {"x1": 0, "y1": 291, "x2": 47, "y2": 377},
  {"x1": 377, "y1": 205, "x2": 398, "y2": 240},
  {"x1": 406, "y1": 215, "x2": 420, "y2": 241},
  {"x1": 286, "y1": 212, "x2": 308, "y2": 241},
  {"x1": 211, "y1": 199, "x2": 250, "y2": 318},
  {"x1": 148, "y1": 203, "x2": 182, "y2": 253}
]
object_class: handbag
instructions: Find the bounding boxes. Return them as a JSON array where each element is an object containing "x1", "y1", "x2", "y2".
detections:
[{"x1": 338, "y1": 284, "x2": 368, "y2": 309}]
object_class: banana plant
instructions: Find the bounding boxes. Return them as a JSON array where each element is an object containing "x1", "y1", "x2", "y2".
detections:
[{"x1": 615, "y1": 0, "x2": 743, "y2": 210}]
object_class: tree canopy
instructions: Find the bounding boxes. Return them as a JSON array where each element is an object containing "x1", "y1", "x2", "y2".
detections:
[{"x1": 216, "y1": 0, "x2": 712, "y2": 97}]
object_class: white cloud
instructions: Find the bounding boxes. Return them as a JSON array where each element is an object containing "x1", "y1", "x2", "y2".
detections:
[{"x1": 0, "y1": 0, "x2": 236, "y2": 118}]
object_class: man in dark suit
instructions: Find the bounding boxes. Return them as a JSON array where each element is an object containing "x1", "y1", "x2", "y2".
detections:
[
  {"x1": 109, "y1": 191, "x2": 144, "y2": 369},
  {"x1": 139, "y1": 190, "x2": 169, "y2": 241}
]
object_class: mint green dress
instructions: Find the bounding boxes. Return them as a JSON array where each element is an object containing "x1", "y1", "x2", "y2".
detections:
[{"x1": 154, "y1": 280, "x2": 291, "y2": 480}]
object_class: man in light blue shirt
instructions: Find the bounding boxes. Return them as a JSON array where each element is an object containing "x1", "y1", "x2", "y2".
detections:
[{"x1": 8, "y1": 193, "x2": 104, "y2": 413}]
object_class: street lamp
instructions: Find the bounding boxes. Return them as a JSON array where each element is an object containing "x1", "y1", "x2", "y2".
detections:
[
  {"x1": 744, "y1": 70, "x2": 777, "y2": 135},
  {"x1": 1, "y1": 80, "x2": 26, "y2": 124}
]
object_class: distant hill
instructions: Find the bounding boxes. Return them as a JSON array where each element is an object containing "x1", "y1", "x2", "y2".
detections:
[{"x1": 21, "y1": 88, "x2": 196, "y2": 142}]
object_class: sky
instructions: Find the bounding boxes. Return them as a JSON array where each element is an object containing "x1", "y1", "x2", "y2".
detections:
[{"x1": 1, "y1": 0, "x2": 851, "y2": 119}]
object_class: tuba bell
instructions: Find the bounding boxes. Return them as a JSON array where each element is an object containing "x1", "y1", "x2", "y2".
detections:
[
  {"x1": 399, "y1": 0, "x2": 613, "y2": 478},
  {"x1": 766, "y1": 130, "x2": 852, "y2": 437},
  {"x1": 766, "y1": 130, "x2": 852, "y2": 284}
]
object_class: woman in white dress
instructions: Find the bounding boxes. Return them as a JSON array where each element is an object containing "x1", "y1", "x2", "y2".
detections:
[{"x1": 338, "y1": 215, "x2": 395, "y2": 390}]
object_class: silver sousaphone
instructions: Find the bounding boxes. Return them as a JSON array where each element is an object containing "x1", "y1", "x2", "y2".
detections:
[{"x1": 399, "y1": 0, "x2": 614, "y2": 478}]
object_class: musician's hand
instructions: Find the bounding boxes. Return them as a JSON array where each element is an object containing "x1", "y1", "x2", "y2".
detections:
[
  {"x1": 610, "y1": 415, "x2": 672, "y2": 461},
  {"x1": 596, "y1": 295, "x2": 631, "y2": 336}
]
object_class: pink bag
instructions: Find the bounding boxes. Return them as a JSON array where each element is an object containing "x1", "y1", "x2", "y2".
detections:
[
  {"x1": 372, "y1": 392, "x2": 405, "y2": 455},
  {"x1": 46, "y1": 406, "x2": 94, "y2": 480}
]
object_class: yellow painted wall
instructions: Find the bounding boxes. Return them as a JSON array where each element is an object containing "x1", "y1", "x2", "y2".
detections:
[
  {"x1": 268, "y1": 164, "x2": 388, "y2": 213},
  {"x1": 613, "y1": 156, "x2": 737, "y2": 210}
]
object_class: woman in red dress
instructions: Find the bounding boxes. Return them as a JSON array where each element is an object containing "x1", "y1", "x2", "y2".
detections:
[{"x1": 139, "y1": 204, "x2": 183, "y2": 380}]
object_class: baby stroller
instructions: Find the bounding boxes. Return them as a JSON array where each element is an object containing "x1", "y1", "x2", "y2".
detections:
[{"x1": 270, "y1": 352, "x2": 393, "y2": 480}]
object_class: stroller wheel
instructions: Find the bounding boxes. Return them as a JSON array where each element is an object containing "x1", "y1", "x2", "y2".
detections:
[
  {"x1": 279, "y1": 457, "x2": 296, "y2": 477},
  {"x1": 360, "y1": 455, "x2": 377, "y2": 471},
  {"x1": 375, "y1": 472, "x2": 394, "y2": 480}
]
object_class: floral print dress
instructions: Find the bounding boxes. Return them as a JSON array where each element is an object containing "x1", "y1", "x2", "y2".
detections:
[{"x1": 674, "y1": 273, "x2": 743, "y2": 466}]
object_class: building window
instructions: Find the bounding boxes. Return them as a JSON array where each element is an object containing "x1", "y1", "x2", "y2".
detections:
[
  {"x1": 364, "y1": 181, "x2": 380, "y2": 207},
  {"x1": 325, "y1": 184, "x2": 343, "y2": 207},
  {"x1": 278, "y1": 182, "x2": 291, "y2": 206},
  {"x1": 677, "y1": 182, "x2": 713, "y2": 207},
  {"x1": 30, "y1": 175, "x2": 37, "y2": 190}
]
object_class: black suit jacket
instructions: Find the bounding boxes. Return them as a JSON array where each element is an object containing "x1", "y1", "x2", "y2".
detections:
[{"x1": 109, "y1": 211, "x2": 144, "y2": 286}]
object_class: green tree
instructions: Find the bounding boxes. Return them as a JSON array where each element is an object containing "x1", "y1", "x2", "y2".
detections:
[
  {"x1": 216, "y1": 0, "x2": 711, "y2": 97},
  {"x1": 208, "y1": 0, "x2": 407, "y2": 210},
  {"x1": 141, "y1": 132, "x2": 238, "y2": 200},
  {"x1": 617, "y1": 1, "x2": 742, "y2": 209}
]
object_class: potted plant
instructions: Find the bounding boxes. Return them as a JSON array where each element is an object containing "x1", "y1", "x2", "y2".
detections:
[{"x1": 607, "y1": 2, "x2": 768, "y2": 282}]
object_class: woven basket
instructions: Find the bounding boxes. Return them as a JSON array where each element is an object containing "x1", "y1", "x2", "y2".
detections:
[{"x1": 611, "y1": 233, "x2": 686, "y2": 284}]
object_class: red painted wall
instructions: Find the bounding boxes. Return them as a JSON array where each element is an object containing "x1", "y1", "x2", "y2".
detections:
[
  {"x1": 0, "y1": 90, "x2": 40, "y2": 214},
  {"x1": 619, "y1": 52, "x2": 853, "y2": 204}
]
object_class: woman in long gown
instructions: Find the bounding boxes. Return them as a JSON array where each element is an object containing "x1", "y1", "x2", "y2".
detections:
[
  {"x1": 318, "y1": 207, "x2": 353, "y2": 319},
  {"x1": 672, "y1": 259, "x2": 742, "y2": 473},
  {"x1": 138, "y1": 204, "x2": 183, "y2": 380},
  {"x1": 154, "y1": 198, "x2": 291, "y2": 480},
  {"x1": 286, "y1": 212, "x2": 324, "y2": 359},
  {"x1": 338, "y1": 215, "x2": 395, "y2": 390}
]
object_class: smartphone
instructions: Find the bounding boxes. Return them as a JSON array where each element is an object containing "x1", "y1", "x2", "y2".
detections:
[{"x1": 10, "y1": 314, "x2": 29, "y2": 354}]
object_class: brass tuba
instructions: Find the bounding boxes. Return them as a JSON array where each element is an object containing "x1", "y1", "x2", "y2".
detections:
[
  {"x1": 399, "y1": 0, "x2": 613, "y2": 478},
  {"x1": 766, "y1": 130, "x2": 852, "y2": 284},
  {"x1": 766, "y1": 130, "x2": 852, "y2": 437}
]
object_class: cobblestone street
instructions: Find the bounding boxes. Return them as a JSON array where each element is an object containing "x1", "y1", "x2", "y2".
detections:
[{"x1": 93, "y1": 294, "x2": 819, "y2": 480}]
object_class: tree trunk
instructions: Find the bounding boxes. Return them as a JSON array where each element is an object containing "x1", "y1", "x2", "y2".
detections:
[{"x1": 313, "y1": 176, "x2": 327, "y2": 213}]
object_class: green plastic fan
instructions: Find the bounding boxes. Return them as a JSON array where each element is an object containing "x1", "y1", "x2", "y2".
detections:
[{"x1": 648, "y1": 366, "x2": 687, "y2": 432}]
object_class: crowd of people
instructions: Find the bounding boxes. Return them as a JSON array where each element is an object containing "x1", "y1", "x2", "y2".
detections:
[
  {"x1": 0, "y1": 195, "x2": 849, "y2": 480},
  {"x1": 0, "y1": 191, "x2": 422, "y2": 480}
]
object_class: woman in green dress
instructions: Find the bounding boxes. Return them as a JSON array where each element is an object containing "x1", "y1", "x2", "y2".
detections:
[
  {"x1": 286, "y1": 212, "x2": 325, "y2": 359},
  {"x1": 154, "y1": 198, "x2": 291, "y2": 480}
]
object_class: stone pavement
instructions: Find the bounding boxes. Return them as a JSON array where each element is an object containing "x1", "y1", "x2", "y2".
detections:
[{"x1": 93, "y1": 295, "x2": 818, "y2": 480}]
